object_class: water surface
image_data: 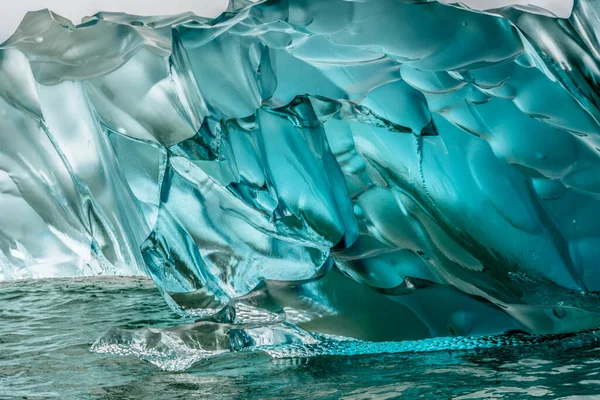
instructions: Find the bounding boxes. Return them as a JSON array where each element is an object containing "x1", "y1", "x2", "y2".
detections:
[{"x1": 2, "y1": 276, "x2": 600, "y2": 399}]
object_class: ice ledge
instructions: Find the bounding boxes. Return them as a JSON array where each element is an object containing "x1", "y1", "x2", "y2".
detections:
[
  {"x1": 440, "y1": 0, "x2": 573, "y2": 18},
  {"x1": 0, "y1": 0, "x2": 574, "y2": 45},
  {"x1": 0, "y1": 0, "x2": 229, "y2": 45}
]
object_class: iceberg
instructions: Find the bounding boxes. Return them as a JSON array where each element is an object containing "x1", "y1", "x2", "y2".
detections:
[{"x1": 2, "y1": 0, "x2": 600, "y2": 356}]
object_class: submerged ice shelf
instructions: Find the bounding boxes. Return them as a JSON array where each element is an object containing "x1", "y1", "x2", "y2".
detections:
[{"x1": 2, "y1": 0, "x2": 600, "y2": 353}]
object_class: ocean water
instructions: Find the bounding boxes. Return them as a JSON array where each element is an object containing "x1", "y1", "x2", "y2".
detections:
[{"x1": 2, "y1": 276, "x2": 600, "y2": 400}]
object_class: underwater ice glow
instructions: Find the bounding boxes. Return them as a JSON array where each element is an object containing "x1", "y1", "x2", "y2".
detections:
[{"x1": 1, "y1": 0, "x2": 600, "y2": 368}]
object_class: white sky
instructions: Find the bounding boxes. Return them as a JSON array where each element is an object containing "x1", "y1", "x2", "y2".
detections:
[{"x1": 0, "y1": 0, "x2": 573, "y2": 44}]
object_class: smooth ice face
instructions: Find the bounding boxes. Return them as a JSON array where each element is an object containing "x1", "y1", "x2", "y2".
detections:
[
  {"x1": 439, "y1": 0, "x2": 573, "y2": 18},
  {"x1": 0, "y1": 0, "x2": 573, "y2": 44},
  {"x1": 1, "y1": 0, "x2": 600, "y2": 343}
]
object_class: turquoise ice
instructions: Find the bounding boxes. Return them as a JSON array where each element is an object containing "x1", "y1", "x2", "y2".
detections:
[{"x1": 1, "y1": 0, "x2": 600, "y2": 350}]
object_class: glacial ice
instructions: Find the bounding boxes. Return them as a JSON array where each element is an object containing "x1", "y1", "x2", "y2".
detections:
[{"x1": 2, "y1": 0, "x2": 600, "y2": 350}]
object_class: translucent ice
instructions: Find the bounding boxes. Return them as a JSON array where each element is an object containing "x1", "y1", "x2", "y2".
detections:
[{"x1": 2, "y1": 0, "x2": 600, "y2": 345}]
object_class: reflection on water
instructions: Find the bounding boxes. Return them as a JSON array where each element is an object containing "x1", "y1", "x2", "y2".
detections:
[{"x1": 2, "y1": 276, "x2": 600, "y2": 399}]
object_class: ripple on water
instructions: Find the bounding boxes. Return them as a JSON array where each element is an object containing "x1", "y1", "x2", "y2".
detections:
[{"x1": 2, "y1": 276, "x2": 600, "y2": 399}]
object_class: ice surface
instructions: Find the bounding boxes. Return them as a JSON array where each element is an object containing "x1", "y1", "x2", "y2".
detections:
[{"x1": 1, "y1": 0, "x2": 600, "y2": 343}]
